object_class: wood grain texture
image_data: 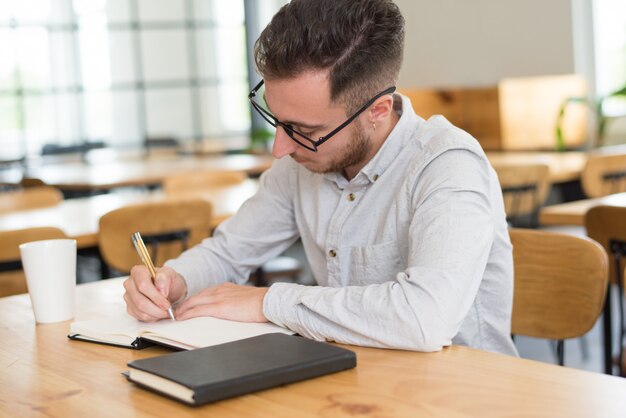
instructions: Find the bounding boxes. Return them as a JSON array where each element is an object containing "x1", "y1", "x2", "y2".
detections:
[
  {"x1": 2, "y1": 278, "x2": 626, "y2": 417},
  {"x1": 510, "y1": 228, "x2": 608, "y2": 339}
]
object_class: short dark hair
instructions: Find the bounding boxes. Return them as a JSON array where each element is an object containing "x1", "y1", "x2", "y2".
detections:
[{"x1": 254, "y1": 0, "x2": 404, "y2": 113}]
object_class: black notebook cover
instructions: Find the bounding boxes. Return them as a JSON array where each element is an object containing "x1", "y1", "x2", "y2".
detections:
[{"x1": 126, "y1": 333, "x2": 357, "y2": 406}]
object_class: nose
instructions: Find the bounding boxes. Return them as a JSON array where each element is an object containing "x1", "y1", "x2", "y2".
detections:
[{"x1": 272, "y1": 127, "x2": 300, "y2": 159}]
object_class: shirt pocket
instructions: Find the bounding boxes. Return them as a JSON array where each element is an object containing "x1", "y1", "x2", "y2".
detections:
[{"x1": 348, "y1": 240, "x2": 405, "y2": 285}]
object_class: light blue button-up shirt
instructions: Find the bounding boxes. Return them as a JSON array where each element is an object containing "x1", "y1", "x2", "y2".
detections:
[{"x1": 167, "y1": 95, "x2": 518, "y2": 356}]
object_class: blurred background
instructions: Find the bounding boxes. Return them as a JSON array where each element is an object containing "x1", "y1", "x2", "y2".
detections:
[{"x1": 0, "y1": 0, "x2": 624, "y2": 161}]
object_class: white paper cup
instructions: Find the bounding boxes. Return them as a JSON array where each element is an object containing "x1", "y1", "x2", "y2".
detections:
[{"x1": 19, "y1": 239, "x2": 77, "y2": 324}]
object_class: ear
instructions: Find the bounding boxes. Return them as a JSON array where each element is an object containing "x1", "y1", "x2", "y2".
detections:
[{"x1": 368, "y1": 94, "x2": 394, "y2": 124}]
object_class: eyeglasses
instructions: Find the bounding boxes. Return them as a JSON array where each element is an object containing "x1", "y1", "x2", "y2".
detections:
[{"x1": 248, "y1": 80, "x2": 396, "y2": 152}]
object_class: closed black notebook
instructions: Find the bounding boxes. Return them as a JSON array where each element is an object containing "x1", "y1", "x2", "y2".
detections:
[{"x1": 126, "y1": 333, "x2": 357, "y2": 406}]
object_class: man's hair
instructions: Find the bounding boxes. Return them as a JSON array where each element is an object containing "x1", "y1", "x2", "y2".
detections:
[{"x1": 254, "y1": 0, "x2": 405, "y2": 114}]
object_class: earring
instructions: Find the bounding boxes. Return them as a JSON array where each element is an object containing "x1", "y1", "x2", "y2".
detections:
[{"x1": 371, "y1": 122, "x2": 376, "y2": 130}]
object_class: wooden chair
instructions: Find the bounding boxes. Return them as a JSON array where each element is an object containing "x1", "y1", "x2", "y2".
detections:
[
  {"x1": 163, "y1": 170, "x2": 303, "y2": 286},
  {"x1": 0, "y1": 186, "x2": 63, "y2": 215},
  {"x1": 0, "y1": 227, "x2": 67, "y2": 297},
  {"x1": 581, "y1": 153, "x2": 626, "y2": 198},
  {"x1": 493, "y1": 163, "x2": 551, "y2": 227},
  {"x1": 98, "y1": 199, "x2": 213, "y2": 275},
  {"x1": 585, "y1": 205, "x2": 626, "y2": 374},
  {"x1": 162, "y1": 170, "x2": 247, "y2": 196},
  {"x1": 509, "y1": 228, "x2": 608, "y2": 366}
]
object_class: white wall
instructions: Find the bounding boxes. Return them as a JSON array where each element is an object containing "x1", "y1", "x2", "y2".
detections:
[{"x1": 395, "y1": 0, "x2": 576, "y2": 88}]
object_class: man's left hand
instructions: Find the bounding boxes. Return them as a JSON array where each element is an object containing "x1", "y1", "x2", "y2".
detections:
[{"x1": 174, "y1": 282, "x2": 269, "y2": 323}]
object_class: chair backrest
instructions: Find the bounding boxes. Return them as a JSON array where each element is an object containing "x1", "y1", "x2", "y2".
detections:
[
  {"x1": 492, "y1": 163, "x2": 551, "y2": 226},
  {"x1": 0, "y1": 186, "x2": 63, "y2": 215},
  {"x1": 581, "y1": 153, "x2": 626, "y2": 198},
  {"x1": 509, "y1": 228, "x2": 608, "y2": 340},
  {"x1": 585, "y1": 205, "x2": 626, "y2": 286},
  {"x1": 162, "y1": 170, "x2": 247, "y2": 196},
  {"x1": 0, "y1": 227, "x2": 67, "y2": 296},
  {"x1": 98, "y1": 199, "x2": 213, "y2": 273}
]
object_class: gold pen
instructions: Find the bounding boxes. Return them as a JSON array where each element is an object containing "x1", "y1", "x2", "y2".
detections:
[{"x1": 131, "y1": 232, "x2": 176, "y2": 321}]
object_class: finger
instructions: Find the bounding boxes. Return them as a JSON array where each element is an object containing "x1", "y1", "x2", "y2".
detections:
[
  {"x1": 130, "y1": 265, "x2": 172, "y2": 312},
  {"x1": 175, "y1": 303, "x2": 222, "y2": 321},
  {"x1": 175, "y1": 292, "x2": 217, "y2": 317},
  {"x1": 123, "y1": 291, "x2": 163, "y2": 322}
]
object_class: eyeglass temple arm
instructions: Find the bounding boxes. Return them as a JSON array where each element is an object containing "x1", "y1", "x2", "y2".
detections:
[{"x1": 315, "y1": 86, "x2": 396, "y2": 148}]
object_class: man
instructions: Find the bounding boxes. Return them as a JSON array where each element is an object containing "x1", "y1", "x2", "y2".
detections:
[{"x1": 124, "y1": 0, "x2": 518, "y2": 356}]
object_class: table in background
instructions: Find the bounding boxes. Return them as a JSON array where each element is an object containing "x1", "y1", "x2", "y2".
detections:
[
  {"x1": 17, "y1": 153, "x2": 273, "y2": 193},
  {"x1": 539, "y1": 192, "x2": 626, "y2": 226},
  {"x1": 0, "y1": 180, "x2": 259, "y2": 249},
  {"x1": 1, "y1": 278, "x2": 626, "y2": 417},
  {"x1": 486, "y1": 151, "x2": 587, "y2": 184}
]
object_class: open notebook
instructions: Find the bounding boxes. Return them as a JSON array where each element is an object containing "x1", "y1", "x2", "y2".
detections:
[{"x1": 69, "y1": 314, "x2": 294, "y2": 350}]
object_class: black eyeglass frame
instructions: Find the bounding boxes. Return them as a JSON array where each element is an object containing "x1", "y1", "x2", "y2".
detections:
[{"x1": 248, "y1": 80, "x2": 396, "y2": 152}]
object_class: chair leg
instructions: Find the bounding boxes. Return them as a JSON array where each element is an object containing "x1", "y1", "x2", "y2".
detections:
[
  {"x1": 603, "y1": 285, "x2": 614, "y2": 374},
  {"x1": 614, "y1": 254, "x2": 625, "y2": 376},
  {"x1": 556, "y1": 340, "x2": 565, "y2": 366}
]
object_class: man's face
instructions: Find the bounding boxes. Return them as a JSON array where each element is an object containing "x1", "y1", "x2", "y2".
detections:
[{"x1": 263, "y1": 71, "x2": 372, "y2": 174}]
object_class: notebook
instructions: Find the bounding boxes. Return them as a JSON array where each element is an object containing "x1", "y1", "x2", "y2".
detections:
[
  {"x1": 126, "y1": 333, "x2": 357, "y2": 405},
  {"x1": 68, "y1": 313, "x2": 294, "y2": 350}
]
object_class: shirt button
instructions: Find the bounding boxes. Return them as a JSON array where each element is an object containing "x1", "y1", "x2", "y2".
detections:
[
  {"x1": 328, "y1": 249, "x2": 337, "y2": 258},
  {"x1": 347, "y1": 193, "x2": 356, "y2": 201},
  {"x1": 373, "y1": 174, "x2": 380, "y2": 181}
]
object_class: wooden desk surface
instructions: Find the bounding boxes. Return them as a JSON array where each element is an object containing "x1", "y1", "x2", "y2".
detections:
[
  {"x1": 540, "y1": 192, "x2": 626, "y2": 226},
  {"x1": 2, "y1": 278, "x2": 626, "y2": 417},
  {"x1": 21, "y1": 154, "x2": 273, "y2": 191},
  {"x1": 0, "y1": 180, "x2": 259, "y2": 248},
  {"x1": 486, "y1": 151, "x2": 587, "y2": 184}
]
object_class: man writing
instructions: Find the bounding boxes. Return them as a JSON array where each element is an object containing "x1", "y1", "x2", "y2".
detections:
[{"x1": 124, "y1": 0, "x2": 518, "y2": 356}]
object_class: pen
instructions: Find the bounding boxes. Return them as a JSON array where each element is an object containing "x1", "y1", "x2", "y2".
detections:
[{"x1": 131, "y1": 232, "x2": 176, "y2": 321}]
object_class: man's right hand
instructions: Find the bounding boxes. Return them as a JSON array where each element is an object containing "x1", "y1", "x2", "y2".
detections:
[{"x1": 123, "y1": 265, "x2": 187, "y2": 322}]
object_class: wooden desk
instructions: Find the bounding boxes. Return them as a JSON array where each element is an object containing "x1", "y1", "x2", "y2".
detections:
[
  {"x1": 21, "y1": 154, "x2": 273, "y2": 192},
  {"x1": 486, "y1": 151, "x2": 587, "y2": 184},
  {"x1": 2, "y1": 278, "x2": 626, "y2": 417},
  {"x1": 0, "y1": 180, "x2": 259, "y2": 249},
  {"x1": 539, "y1": 192, "x2": 626, "y2": 226}
]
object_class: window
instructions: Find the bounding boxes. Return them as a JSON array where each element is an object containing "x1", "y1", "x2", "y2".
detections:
[
  {"x1": 0, "y1": 0, "x2": 251, "y2": 160},
  {"x1": 593, "y1": 0, "x2": 626, "y2": 116}
]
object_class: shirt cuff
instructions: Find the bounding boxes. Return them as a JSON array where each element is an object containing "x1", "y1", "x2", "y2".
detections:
[{"x1": 263, "y1": 282, "x2": 311, "y2": 329}]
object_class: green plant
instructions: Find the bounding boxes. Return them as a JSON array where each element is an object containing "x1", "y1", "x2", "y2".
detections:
[{"x1": 250, "y1": 128, "x2": 274, "y2": 151}]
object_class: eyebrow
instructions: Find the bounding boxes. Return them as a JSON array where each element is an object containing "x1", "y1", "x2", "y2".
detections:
[{"x1": 262, "y1": 92, "x2": 325, "y2": 130}]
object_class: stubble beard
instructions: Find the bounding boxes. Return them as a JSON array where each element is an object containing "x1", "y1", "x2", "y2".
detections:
[{"x1": 310, "y1": 122, "x2": 371, "y2": 174}]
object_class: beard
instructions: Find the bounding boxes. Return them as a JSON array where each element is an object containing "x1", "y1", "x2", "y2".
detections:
[{"x1": 302, "y1": 121, "x2": 372, "y2": 174}]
